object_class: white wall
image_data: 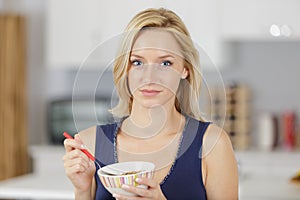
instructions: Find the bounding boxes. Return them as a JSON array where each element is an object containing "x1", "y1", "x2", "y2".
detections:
[
  {"x1": 23, "y1": 0, "x2": 48, "y2": 144},
  {"x1": 1, "y1": 0, "x2": 48, "y2": 144},
  {"x1": 2, "y1": 1, "x2": 300, "y2": 145}
]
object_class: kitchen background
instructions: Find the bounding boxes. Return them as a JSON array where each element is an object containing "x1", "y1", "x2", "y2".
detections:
[{"x1": 0, "y1": 0, "x2": 300, "y2": 199}]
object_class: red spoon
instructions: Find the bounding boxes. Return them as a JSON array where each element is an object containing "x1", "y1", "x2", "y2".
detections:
[
  {"x1": 63, "y1": 132, "x2": 126, "y2": 175},
  {"x1": 63, "y1": 132, "x2": 101, "y2": 168}
]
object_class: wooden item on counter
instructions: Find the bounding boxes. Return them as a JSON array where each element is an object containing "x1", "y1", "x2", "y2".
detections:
[
  {"x1": 207, "y1": 83, "x2": 252, "y2": 150},
  {"x1": 0, "y1": 14, "x2": 30, "y2": 180}
]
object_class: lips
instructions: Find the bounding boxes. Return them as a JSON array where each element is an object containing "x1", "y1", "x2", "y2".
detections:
[{"x1": 140, "y1": 89, "x2": 161, "y2": 97}]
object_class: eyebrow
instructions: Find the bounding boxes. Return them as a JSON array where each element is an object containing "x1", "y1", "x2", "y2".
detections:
[{"x1": 130, "y1": 54, "x2": 175, "y2": 59}]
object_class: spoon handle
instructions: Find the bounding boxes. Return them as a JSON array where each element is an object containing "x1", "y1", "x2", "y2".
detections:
[{"x1": 63, "y1": 132, "x2": 101, "y2": 168}]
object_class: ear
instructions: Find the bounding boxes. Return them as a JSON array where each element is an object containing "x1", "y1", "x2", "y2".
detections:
[{"x1": 181, "y1": 67, "x2": 189, "y2": 79}]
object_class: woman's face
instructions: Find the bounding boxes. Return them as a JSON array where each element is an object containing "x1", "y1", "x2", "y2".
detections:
[{"x1": 128, "y1": 29, "x2": 188, "y2": 109}]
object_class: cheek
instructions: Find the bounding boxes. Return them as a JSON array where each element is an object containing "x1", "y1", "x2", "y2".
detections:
[
  {"x1": 159, "y1": 69, "x2": 182, "y2": 94},
  {"x1": 158, "y1": 76, "x2": 180, "y2": 94},
  {"x1": 127, "y1": 70, "x2": 142, "y2": 93}
]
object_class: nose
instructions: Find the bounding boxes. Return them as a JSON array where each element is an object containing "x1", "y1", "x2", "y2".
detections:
[{"x1": 142, "y1": 64, "x2": 156, "y2": 84}]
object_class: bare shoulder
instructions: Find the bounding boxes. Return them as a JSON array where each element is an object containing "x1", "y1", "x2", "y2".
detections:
[
  {"x1": 202, "y1": 123, "x2": 239, "y2": 199},
  {"x1": 202, "y1": 123, "x2": 233, "y2": 157},
  {"x1": 78, "y1": 126, "x2": 97, "y2": 154}
]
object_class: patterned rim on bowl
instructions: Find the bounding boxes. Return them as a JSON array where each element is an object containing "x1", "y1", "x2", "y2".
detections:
[{"x1": 100, "y1": 171, "x2": 154, "y2": 188}]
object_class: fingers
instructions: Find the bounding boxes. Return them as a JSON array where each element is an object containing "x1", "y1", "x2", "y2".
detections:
[
  {"x1": 63, "y1": 149, "x2": 90, "y2": 167},
  {"x1": 112, "y1": 178, "x2": 159, "y2": 199},
  {"x1": 63, "y1": 148, "x2": 95, "y2": 179},
  {"x1": 63, "y1": 134, "x2": 93, "y2": 175},
  {"x1": 65, "y1": 160, "x2": 93, "y2": 175},
  {"x1": 64, "y1": 134, "x2": 84, "y2": 152},
  {"x1": 121, "y1": 184, "x2": 152, "y2": 198},
  {"x1": 74, "y1": 134, "x2": 83, "y2": 142},
  {"x1": 135, "y1": 177, "x2": 157, "y2": 188}
]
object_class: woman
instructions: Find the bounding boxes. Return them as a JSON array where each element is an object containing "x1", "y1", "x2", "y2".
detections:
[{"x1": 63, "y1": 8, "x2": 238, "y2": 200}]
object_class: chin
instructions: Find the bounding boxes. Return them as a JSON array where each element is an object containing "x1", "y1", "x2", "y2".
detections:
[
  {"x1": 136, "y1": 98, "x2": 174, "y2": 110},
  {"x1": 132, "y1": 92, "x2": 175, "y2": 109},
  {"x1": 140, "y1": 101, "x2": 163, "y2": 109}
]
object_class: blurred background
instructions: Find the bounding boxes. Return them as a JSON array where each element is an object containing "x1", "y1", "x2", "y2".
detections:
[{"x1": 0, "y1": 0, "x2": 300, "y2": 199}]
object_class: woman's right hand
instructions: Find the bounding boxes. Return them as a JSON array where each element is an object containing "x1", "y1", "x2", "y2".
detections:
[{"x1": 63, "y1": 134, "x2": 95, "y2": 193}]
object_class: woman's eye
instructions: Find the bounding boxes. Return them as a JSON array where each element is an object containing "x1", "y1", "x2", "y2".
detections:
[
  {"x1": 160, "y1": 60, "x2": 173, "y2": 67},
  {"x1": 131, "y1": 60, "x2": 143, "y2": 66}
]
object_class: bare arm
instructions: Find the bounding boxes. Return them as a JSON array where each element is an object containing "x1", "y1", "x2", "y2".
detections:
[
  {"x1": 63, "y1": 126, "x2": 97, "y2": 200},
  {"x1": 78, "y1": 126, "x2": 97, "y2": 199},
  {"x1": 202, "y1": 124, "x2": 239, "y2": 200}
]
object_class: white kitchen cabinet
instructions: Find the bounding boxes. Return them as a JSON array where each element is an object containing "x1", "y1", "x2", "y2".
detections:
[
  {"x1": 221, "y1": 0, "x2": 300, "y2": 41},
  {"x1": 45, "y1": 0, "x2": 108, "y2": 69},
  {"x1": 45, "y1": 0, "x2": 229, "y2": 70},
  {"x1": 45, "y1": 0, "x2": 141, "y2": 69},
  {"x1": 165, "y1": 0, "x2": 228, "y2": 70}
]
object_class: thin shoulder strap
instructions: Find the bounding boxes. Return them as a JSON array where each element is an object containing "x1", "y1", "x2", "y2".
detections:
[{"x1": 94, "y1": 123, "x2": 118, "y2": 166}]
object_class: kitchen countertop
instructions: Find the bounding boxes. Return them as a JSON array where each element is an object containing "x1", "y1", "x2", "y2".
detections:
[
  {"x1": 239, "y1": 174, "x2": 300, "y2": 200},
  {"x1": 236, "y1": 150, "x2": 300, "y2": 200},
  {"x1": 0, "y1": 146, "x2": 299, "y2": 199},
  {"x1": 0, "y1": 145, "x2": 74, "y2": 199},
  {"x1": 0, "y1": 173, "x2": 73, "y2": 199}
]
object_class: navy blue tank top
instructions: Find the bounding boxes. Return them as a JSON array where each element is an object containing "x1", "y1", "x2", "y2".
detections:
[{"x1": 94, "y1": 116, "x2": 209, "y2": 200}]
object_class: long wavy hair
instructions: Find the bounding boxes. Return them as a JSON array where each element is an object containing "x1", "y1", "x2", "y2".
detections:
[{"x1": 110, "y1": 8, "x2": 202, "y2": 120}]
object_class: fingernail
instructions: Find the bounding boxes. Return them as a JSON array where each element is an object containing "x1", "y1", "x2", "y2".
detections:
[
  {"x1": 80, "y1": 144, "x2": 86, "y2": 149},
  {"x1": 135, "y1": 178, "x2": 142, "y2": 182},
  {"x1": 122, "y1": 184, "x2": 130, "y2": 189},
  {"x1": 112, "y1": 193, "x2": 120, "y2": 198}
]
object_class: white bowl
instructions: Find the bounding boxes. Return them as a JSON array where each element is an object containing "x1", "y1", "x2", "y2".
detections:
[{"x1": 98, "y1": 161, "x2": 155, "y2": 196}]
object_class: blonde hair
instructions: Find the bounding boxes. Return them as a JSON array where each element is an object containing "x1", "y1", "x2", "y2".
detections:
[{"x1": 110, "y1": 8, "x2": 202, "y2": 120}]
